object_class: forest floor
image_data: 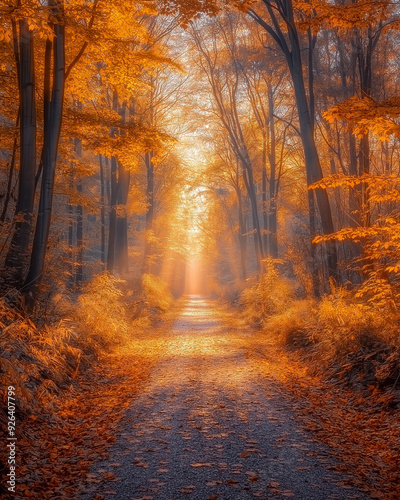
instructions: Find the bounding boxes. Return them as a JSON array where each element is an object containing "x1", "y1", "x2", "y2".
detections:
[{"x1": 11, "y1": 296, "x2": 400, "y2": 499}]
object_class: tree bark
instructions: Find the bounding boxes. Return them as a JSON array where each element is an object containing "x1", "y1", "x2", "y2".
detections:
[
  {"x1": 267, "y1": 85, "x2": 278, "y2": 258},
  {"x1": 143, "y1": 151, "x2": 155, "y2": 274},
  {"x1": 249, "y1": 1, "x2": 338, "y2": 280},
  {"x1": 1, "y1": 117, "x2": 19, "y2": 223},
  {"x1": 24, "y1": 1, "x2": 65, "y2": 303},
  {"x1": 99, "y1": 155, "x2": 106, "y2": 266},
  {"x1": 115, "y1": 161, "x2": 130, "y2": 274},
  {"x1": 5, "y1": 19, "x2": 36, "y2": 285},
  {"x1": 234, "y1": 183, "x2": 247, "y2": 280},
  {"x1": 76, "y1": 181, "x2": 83, "y2": 284},
  {"x1": 289, "y1": 39, "x2": 338, "y2": 280},
  {"x1": 107, "y1": 156, "x2": 118, "y2": 272}
]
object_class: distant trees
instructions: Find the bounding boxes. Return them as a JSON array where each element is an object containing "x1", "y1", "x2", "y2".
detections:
[
  {"x1": 0, "y1": 1, "x2": 188, "y2": 307},
  {"x1": 244, "y1": 0, "x2": 338, "y2": 281},
  {"x1": 1, "y1": 0, "x2": 400, "y2": 308},
  {"x1": 183, "y1": 0, "x2": 400, "y2": 298},
  {"x1": 4, "y1": 14, "x2": 36, "y2": 285}
]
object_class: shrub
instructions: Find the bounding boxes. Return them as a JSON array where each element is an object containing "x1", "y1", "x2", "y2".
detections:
[
  {"x1": 313, "y1": 289, "x2": 399, "y2": 357},
  {"x1": 266, "y1": 299, "x2": 316, "y2": 348},
  {"x1": 141, "y1": 274, "x2": 172, "y2": 312},
  {"x1": 240, "y1": 259, "x2": 296, "y2": 327},
  {"x1": 0, "y1": 297, "x2": 79, "y2": 420},
  {"x1": 77, "y1": 272, "x2": 129, "y2": 345}
]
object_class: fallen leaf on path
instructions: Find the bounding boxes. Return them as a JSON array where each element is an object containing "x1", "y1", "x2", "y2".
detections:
[{"x1": 102, "y1": 472, "x2": 116, "y2": 481}]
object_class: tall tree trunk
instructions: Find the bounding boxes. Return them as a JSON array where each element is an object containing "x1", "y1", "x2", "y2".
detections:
[
  {"x1": 115, "y1": 162, "x2": 130, "y2": 274},
  {"x1": 358, "y1": 48, "x2": 372, "y2": 229},
  {"x1": 262, "y1": 147, "x2": 268, "y2": 253},
  {"x1": 143, "y1": 151, "x2": 154, "y2": 274},
  {"x1": 76, "y1": 181, "x2": 83, "y2": 284},
  {"x1": 338, "y1": 35, "x2": 362, "y2": 283},
  {"x1": 348, "y1": 130, "x2": 360, "y2": 224},
  {"x1": 242, "y1": 166, "x2": 263, "y2": 270},
  {"x1": 24, "y1": 1, "x2": 65, "y2": 303},
  {"x1": 71, "y1": 137, "x2": 84, "y2": 284},
  {"x1": 107, "y1": 156, "x2": 118, "y2": 272},
  {"x1": 5, "y1": 19, "x2": 36, "y2": 285},
  {"x1": 234, "y1": 183, "x2": 247, "y2": 280},
  {"x1": 107, "y1": 91, "x2": 119, "y2": 273},
  {"x1": 1, "y1": 117, "x2": 19, "y2": 223},
  {"x1": 289, "y1": 56, "x2": 338, "y2": 280},
  {"x1": 267, "y1": 85, "x2": 278, "y2": 258},
  {"x1": 67, "y1": 174, "x2": 74, "y2": 286},
  {"x1": 115, "y1": 103, "x2": 129, "y2": 275},
  {"x1": 308, "y1": 190, "x2": 320, "y2": 297},
  {"x1": 99, "y1": 155, "x2": 106, "y2": 266},
  {"x1": 107, "y1": 94, "x2": 130, "y2": 275},
  {"x1": 249, "y1": 2, "x2": 338, "y2": 280}
]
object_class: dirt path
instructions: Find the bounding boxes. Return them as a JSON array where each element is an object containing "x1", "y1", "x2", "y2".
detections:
[{"x1": 84, "y1": 296, "x2": 370, "y2": 500}]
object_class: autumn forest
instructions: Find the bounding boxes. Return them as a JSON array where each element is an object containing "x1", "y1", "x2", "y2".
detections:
[{"x1": 1, "y1": 0, "x2": 400, "y2": 498}]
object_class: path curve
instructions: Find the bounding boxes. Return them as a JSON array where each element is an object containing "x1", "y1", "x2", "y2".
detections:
[{"x1": 84, "y1": 296, "x2": 370, "y2": 500}]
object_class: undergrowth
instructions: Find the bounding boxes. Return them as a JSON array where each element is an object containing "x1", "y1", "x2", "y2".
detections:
[
  {"x1": 239, "y1": 262, "x2": 400, "y2": 404},
  {"x1": 0, "y1": 271, "x2": 173, "y2": 430}
]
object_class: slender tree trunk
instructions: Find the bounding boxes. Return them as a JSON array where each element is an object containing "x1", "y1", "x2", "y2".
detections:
[
  {"x1": 348, "y1": 130, "x2": 360, "y2": 223},
  {"x1": 143, "y1": 151, "x2": 154, "y2": 274},
  {"x1": 242, "y1": 166, "x2": 263, "y2": 270},
  {"x1": 359, "y1": 133, "x2": 370, "y2": 226},
  {"x1": 338, "y1": 36, "x2": 362, "y2": 283},
  {"x1": 107, "y1": 94, "x2": 130, "y2": 275},
  {"x1": 71, "y1": 137, "x2": 84, "y2": 284},
  {"x1": 107, "y1": 156, "x2": 118, "y2": 272},
  {"x1": 308, "y1": 190, "x2": 320, "y2": 297},
  {"x1": 261, "y1": 126, "x2": 269, "y2": 255},
  {"x1": 76, "y1": 181, "x2": 83, "y2": 284},
  {"x1": 67, "y1": 177, "x2": 74, "y2": 285},
  {"x1": 24, "y1": 1, "x2": 65, "y2": 303},
  {"x1": 234, "y1": 184, "x2": 247, "y2": 280},
  {"x1": 115, "y1": 103, "x2": 130, "y2": 275},
  {"x1": 115, "y1": 161, "x2": 130, "y2": 274},
  {"x1": 249, "y1": 2, "x2": 338, "y2": 280},
  {"x1": 289, "y1": 59, "x2": 338, "y2": 280},
  {"x1": 1, "y1": 119, "x2": 19, "y2": 223},
  {"x1": 267, "y1": 85, "x2": 278, "y2": 258},
  {"x1": 5, "y1": 18, "x2": 36, "y2": 285},
  {"x1": 356, "y1": 30, "x2": 377, "y2": 277},
  {"x1": 99, "y1": 155, "x2": 106, "y2": 266},
  {"x1": 107, "y1": 91, "x2": 119, "y2": 273}
]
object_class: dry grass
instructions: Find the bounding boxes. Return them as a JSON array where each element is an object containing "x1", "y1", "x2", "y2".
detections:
[
  {"x1": 0, "y1": 271, "x2": 174, "y2": 433},
  {"x1": 0, "y1": 297, "x2": 79, "y2": 425},
  {"x1": 240, "y1": 260, "x2": 296, "y2": 327},
  {"x1": 239, "y1": 269, "x2": 400, "y2": 401},
  {"x1": 141, "y1": 273, "x2": 173, "y2": 312}
]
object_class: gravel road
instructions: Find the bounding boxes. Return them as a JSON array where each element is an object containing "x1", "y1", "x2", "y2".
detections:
[{"x1": 84, "y1": 296, "x2": 370, "y2": 500}]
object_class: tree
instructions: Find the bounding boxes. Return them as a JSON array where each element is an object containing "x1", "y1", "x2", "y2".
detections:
[
  {"x1": 243, "y1": 0, "x2": 339, "y2": 280},
  {"x1": 190, "y1": 15, "x2": 265, "y2": 269},
  {"x1": 4, "y1": 9, "x2": 37, "y2": 285}
]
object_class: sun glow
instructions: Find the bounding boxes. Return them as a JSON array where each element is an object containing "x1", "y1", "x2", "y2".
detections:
[{"x1": 185, "y1": 258, "x2": 206, "y2": 295}]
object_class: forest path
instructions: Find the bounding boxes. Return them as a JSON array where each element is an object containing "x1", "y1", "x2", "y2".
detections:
[{"x1": 85, "y1": 296, "x2": 369, "y2": 500}]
